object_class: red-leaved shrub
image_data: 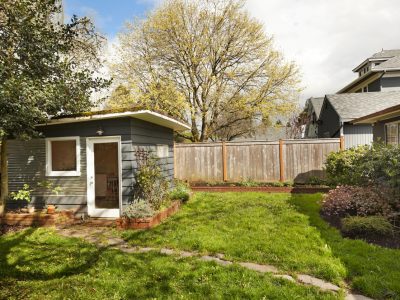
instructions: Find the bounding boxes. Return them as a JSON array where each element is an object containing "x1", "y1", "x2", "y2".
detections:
[{"x1": 321, "y1": 185, "x2": 393, "y2": 217}]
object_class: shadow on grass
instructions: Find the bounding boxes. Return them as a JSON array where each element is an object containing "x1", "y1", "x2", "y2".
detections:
[
  {"x1": 0, "y1": 227, "x2": 106, "y2": 282},
  {"x1": 288, "y1": 193, "x2": 400, "y2": 299}
]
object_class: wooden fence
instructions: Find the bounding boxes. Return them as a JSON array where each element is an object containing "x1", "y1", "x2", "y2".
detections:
[{"x1": 174, "y1": 138, "x2": 343, "y2": 183}]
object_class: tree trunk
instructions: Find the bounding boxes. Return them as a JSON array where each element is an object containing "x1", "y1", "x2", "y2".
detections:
[{"x1": 0, "y1": 137, "x2": 8, "y2": 216}]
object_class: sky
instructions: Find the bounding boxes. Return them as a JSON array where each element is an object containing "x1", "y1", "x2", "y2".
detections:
[{"x1": 64, "y1": 0, "x2": 400, "y2": 104}]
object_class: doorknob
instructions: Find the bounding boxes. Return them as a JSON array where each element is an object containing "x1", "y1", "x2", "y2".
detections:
[{"x1": 89, "y1": 176, "x2": 94, "y2": 185}]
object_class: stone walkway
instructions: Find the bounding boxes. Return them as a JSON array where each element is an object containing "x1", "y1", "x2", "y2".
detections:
[{"x1": 55, "y1": 226, "x2": 372, "y2": 300}]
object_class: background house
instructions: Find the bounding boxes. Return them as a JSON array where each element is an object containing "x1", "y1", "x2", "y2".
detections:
[{"x1": 305, "y1": 49, "x2": 400, "y2": 147}]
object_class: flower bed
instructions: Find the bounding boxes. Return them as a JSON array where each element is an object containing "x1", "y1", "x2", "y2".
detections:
[
  {"x1": 116, "y1": 200, "x2": 181, "y2": 230},
  {"x1": 0, "y1": 210, "x2": 75, "y2": 227},
  {"x1": 190, "y1": 186, "x2": 330, "y2": 194}
]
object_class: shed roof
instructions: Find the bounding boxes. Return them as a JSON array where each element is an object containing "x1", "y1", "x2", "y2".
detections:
[
  {"x1": 40, "y1": 109, "x2": 190, "y2": 131},
  {"x1": 325, "y1": 91, "x2": 400, "y2": 122}
]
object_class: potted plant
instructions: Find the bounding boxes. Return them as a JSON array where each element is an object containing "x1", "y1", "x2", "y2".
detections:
[{"x1": 37, "y1": 181, "x2": 62, "y2": 215}]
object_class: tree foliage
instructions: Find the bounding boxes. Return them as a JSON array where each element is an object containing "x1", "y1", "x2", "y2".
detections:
[
  {"x1": 0, "y1": 0, "x2": 110, "y2": 213},
  {"x1": 112, "y1": 0, "x2": 301, "y2": 141}
]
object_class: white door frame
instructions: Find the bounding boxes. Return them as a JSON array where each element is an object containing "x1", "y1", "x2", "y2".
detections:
[{"x1": 86, "y1": 136, "x2": 122, "y2": 218}]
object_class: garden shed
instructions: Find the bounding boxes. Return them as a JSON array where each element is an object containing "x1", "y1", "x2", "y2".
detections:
[{"x1": 6, "y1": 110, "x2": 189, "y2": 218}]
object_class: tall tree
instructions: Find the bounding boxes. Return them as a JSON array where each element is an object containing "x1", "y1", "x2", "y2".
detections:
[
  {"x1": 0, "y1": 0, "x2": 110, "y2": 215},
  {"x1": 112, "y1": 0, "x2": 301, "y2": 142}
]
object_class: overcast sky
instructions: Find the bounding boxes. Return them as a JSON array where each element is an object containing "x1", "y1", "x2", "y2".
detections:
[{"x1": 65, "y1": 0, "x2": 400, "y2": 105}]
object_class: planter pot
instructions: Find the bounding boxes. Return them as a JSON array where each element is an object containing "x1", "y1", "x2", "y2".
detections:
[
  {"x1": 47, "y1": 205, "x2": 56, "y2": 214},
  {"x1": 27, "y1": 206, "x2": 35, "y2": 214}
]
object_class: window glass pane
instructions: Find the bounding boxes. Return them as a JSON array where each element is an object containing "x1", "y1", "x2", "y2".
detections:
[
  {"x1": 51, "y1": 140, "x2": 77, "y2": 171},
  {"x1": 386, "y1": 124, "x2": 398, "y2": 145}
]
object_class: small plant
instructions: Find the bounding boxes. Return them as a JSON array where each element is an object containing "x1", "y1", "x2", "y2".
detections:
[
  {"x1": 37, "y1": 180, "x2": 63, "y2": 195},
  {"x1": 134, "y1": 149, "x2": 169, "y2": 210},
  {"x1": 169, "y1": 180, "x2": 191, "y2": 202},
  {"x1": 123, "y1": 199, "x2": 154, "y2": 219},
  {"x1": 237, "y1": 179, "x2": 259, "y2": 187},
  {"x1": 341, "y1": 216, "x2": 393, "y2": 237},
  {"x1": 321, "y1": 185, "x2": 393, "y2": 218},
  {"x1": 9, "y1": 184, "x2": 33, "y2": 202}
]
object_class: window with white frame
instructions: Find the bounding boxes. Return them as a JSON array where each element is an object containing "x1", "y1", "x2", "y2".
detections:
[
  {"x1": 385, "y1": 123, "x2": 399, "y2": 145},
  {"x1": 46, "y1": 137, "x2": 81, "y2": 176},
  {"x1": 156, "y1": 145, "x2": 169, "y2": 158}
]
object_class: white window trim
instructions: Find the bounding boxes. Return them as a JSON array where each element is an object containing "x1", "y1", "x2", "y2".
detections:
[{"x1": 46, "y1": 136, "x2": 81, "y2": 177}]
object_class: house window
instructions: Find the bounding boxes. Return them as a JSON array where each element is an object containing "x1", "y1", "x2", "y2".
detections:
[
  {"x1": 385, "y1": 124, "x2": 399, "y2": 145},
  {"x1": 46, "y1": 137, "x2": 81, "y2": 176},
  {"x1": 156, "y1": 145, "x2": 169, "y2": 158}
]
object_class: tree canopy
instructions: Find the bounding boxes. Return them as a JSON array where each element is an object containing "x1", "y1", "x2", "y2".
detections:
[
  {"x1": 111, "y1": 0, "x2": 301, "y2": 141},
  {"x1": 0, "y1": 0, "x2": 110, "y2": 213}
]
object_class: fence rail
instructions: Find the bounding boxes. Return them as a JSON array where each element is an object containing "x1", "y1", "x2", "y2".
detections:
[{"x1": 174, "y1": 138, "x2": 342, "y2": 183}]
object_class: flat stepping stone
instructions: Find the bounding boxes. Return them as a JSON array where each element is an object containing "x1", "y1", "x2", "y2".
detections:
[
  {"x1": 239, "y1": 262, "x2": 279, "y2": 274},
  {"x1": 297, "y1": 274, "x2": 340, "y2": 292},
  {"x1": 201, "y1": 255, "x2": 233, "y2": 266},
  {"x1": 273, "y1": 274, "x2": 296, "y2": 282},
  {"x1": 160, "y1": 248, "x2": 175, "y2": 255},
  {"x1": 138, "y1": 247, "x2": 156, "y2": 253},
  {"x1": 105, "y1": 238, "x2": 125, "y2": 246},
  {"x1": 345, "y1": 294, "x2": 374, "y2": 300},
  {"x1": 180, "y1": 251, "x2": 195, "y2": 258}
]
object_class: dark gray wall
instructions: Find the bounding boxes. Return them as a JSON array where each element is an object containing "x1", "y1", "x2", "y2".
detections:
[
  {"x1": 367, "y1": 79, "x2": 381, "y2": 92},
  {"x1": 373, "y1": 115, "x2": 400, "y2": 142},
  {"x1": 7, "y1": 117, "x2": 174, "y2": 216},
  {"x1": 381, "y1": 77, "x2": 400, "y2": 91},
  {"x1": 318, "y1": 100, "x2": 341, "y2": 138}
]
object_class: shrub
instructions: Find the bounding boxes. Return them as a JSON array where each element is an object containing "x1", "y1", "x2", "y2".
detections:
[
  {"x1": 134, "y1": 149, "x2": 169, "y2": 210},
  {"x1": 325, "y1": 143, "x2": 400, "y2": 188},
  {"x1": 341, "y1": 216, "x2": 393, "y2": 237},
  {"x1": 123, "y1": 200, "x2": 154, "y2": 219},
  {"x1": 321, "y1": 185, "x2": 393, "y2": 218},
  {"x1": 9, "y1": 184, "x2": 33, "y2": 202},
  {"x1": 169, "y1": 181, "x2": 191, "y2": 202},
  {"x1": 325, "y1": 145, "x2": 369, "y2": 186}
]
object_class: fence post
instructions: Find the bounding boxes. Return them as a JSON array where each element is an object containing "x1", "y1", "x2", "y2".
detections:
[
  {"x1": 279, "y1": 139, "x2": 284, "y2": 182},
  {"x1": 222, "y1": 142, "x2": 228, "y2": 182},
  {"x1": 339, "y1": 136, "x2": 345, "y2": 150}
]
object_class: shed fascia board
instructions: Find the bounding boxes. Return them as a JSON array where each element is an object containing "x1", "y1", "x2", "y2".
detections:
[{"x1": 37, "y1": 110, "x2": 190, "y2": 131}]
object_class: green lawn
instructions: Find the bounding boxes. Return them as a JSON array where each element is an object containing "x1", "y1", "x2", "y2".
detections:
[
  {"x1": 123, "y1": 192, "x2": 400, "y2": 299},
  {"x1": 0, "y1": 228, "x2": 335, "y2": 299}
]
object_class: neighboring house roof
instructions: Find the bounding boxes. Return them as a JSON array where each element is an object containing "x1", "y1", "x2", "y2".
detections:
[
  {"x1": 374, "y1": 55, "x2": 400, "y2": 71},
  {"x1": 325, "y1": 91, "x2": 400, "y2": 122},
  {"x1": 309, "y1": 97, "x2": 324, "y2": 119},
  {"x1": 371, "y1": 49, "x2": 400, "y2": 59},
  {"x1": 352, "y1": 103, "x2": 400, "y2": 124},
  {"x1": 38, "y1": 109, "x2": 190, "y2": 131}
]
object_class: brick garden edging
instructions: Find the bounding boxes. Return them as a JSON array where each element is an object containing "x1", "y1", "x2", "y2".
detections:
[
  {"x1": 190, "y1": 186, "x2": 331, "y2": 194},
  {"x1": 116, "y1": 200, "x2": 181, "y2": 230},
  {"x1": 0, "y1": 210, "x2": 75, "y2": 226}
]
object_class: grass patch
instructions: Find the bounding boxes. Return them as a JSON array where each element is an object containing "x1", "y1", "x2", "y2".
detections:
[
  {"x1": 123, "y1": 192, "x2": 346, "y2": 283},
  {"x1": 0, "y1": 228, "x2": 336, "y2": 299},
  {"x1": 289, "y1": 194, "x2": 400, "y2": 299}
]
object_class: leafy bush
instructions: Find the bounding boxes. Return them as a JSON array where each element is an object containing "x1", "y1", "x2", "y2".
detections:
[
  {"x1": 9, "y1": 184, "x2": 33, "y2": 202},
  {"x1": 325, "y1": 145, "x2": 369, "y2": 186},
  {"x1": 134, "y1": 149, "x2": 169, "y2": 210},
  {"x1": 169, "y1": 181, "x2": 191, "y2": 202},
  {"x1": 123, "y1": 199, "x2": 154, "y2": 219},
  {"x1": 321, "y1": 185, "x2": 393, "y2": 218},
  {"x1": 325, "y1": 143, "x2": 400, "y2": 188},
  {"x1": 342, "y1": 216, "x2": 393, "y2": 236}
]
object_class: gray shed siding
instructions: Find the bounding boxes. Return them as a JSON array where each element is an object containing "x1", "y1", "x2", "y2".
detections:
[
  {"x1": 317, "y1": 100, "x2": 341, "y2": 138},
  {"x1": 7, "y1": 117, "x2": 174, "y2": 215},
  {"x1": 343, "y1": 124, "x2": 373, "y2": 149}
]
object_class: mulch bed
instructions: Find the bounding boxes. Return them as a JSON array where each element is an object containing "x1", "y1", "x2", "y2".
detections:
[
  {"x1": 0, "y1": 224, "x2": 26, "y2": 236},
  {"x1": 191, "y1": 186, "x2": 331, "y2": 194},
  {"x1": 322, "y1": 214, "x2": 400, "y2": 249}
]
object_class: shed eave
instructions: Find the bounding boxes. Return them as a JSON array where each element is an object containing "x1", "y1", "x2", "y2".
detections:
[{"x1": 37, "y1": 110, "x2": 191, "y2": 131}]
